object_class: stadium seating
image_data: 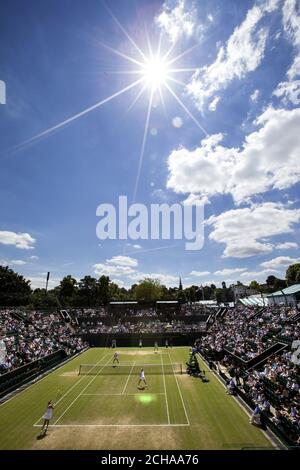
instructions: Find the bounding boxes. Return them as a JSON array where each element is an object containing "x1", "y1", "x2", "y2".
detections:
[
  {"x1": 1, "y1": 303, "x2": 299, "y2": 445},
  {"x1": 0, "y1": 309, "x2": 86, "y2": 376},
  {"x1": 196, "y1": 305, "x2": 300, "y2": 446}
]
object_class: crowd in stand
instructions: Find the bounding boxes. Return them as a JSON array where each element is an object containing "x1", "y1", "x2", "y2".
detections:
[
  {"x1": 77, "y1": 319, "x2": 206, "y2": 334},
  {"x1": 0, "y1": 306, "x2": 209, "y2": 376},
  {"x1": 181, "y1": 304, "x2": 213, "y2": 316},
  {"x1": 70, "y1": 307, "x2": 109, "y2": 318},
  {"x1": 0, "y1": 310, "x2": 86, "y2": 375},
  {"x1": 197, "y1": 304, "x2": 300, "y2": 445},
  {"x1": 199, "y1": 305, "x2": 298, "y2": 361},
  {"x1": 243, "y1": 351, "x2": 300, "y2": 440},
  {"x1": 1, "y1": 302, "x2": 300, "y2": 444},
  {"x1": 68, "y1": 305, "x2": 210, "y2": 318}
]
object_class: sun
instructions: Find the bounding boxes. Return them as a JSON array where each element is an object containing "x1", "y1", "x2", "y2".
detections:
[
  {"x1": 19, "y1": 4, "x2": 207, "y2": 203},
  {"x1": 141, "y1": 56, "x2": 169, "y2": 91}
]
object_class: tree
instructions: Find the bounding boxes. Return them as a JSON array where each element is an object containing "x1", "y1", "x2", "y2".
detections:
[
  {"x1": 249, "y1": 280, "x2": 260, "y2": 290},
  {"x1": 133, "y1": 278, "x2": 163, "y2": 301},
  {"x1": 202, "y1": 285, "x2": 215, "y2": 300},
  {"x1": 286, "y1": 263, "x2": 300, "y2": 286},
  {"x1": 108, "y1": 281, "x2": 128, "y2": 301},
  {"x1": 76, "y1": 276, "x2": 98, "y2": 306},
  {"x1": 215, "y1": 288, "x2": 225, "y2": 303},
  {"x1": 266, "y1": 275, "x2": 277, "y2": 288},
  {"x1": 58, "y1": 275, "x2": 77, "y2": 306},
  {"x1": 98, "y1": 275, "x2": 110, "y2": 305},
  {"x1": 215, "y1": 285, "x2": 234, "y2": 303},
  {"x1": 184, "y1": 285, "x2": 198, "y2": 302},
  {"x1": 30, "y1": 288, "x2": 59, "y2": 308},
  {"x1": 0, "y1": 265, "x2": 32, "y2": 306},
  {"x1": 273, "y1": 278, "x2": 287, "y2": 291},
  {"x1": 261, "y1": 275, "x2": 285, "y2": 293}
]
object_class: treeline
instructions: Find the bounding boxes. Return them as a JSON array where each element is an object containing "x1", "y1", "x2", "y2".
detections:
[{"x1": 0, "y1": 263, "x2": 300, "y2": 308}]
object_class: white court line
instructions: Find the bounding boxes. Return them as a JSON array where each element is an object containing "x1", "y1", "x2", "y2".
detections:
[
  {"x1": 33, "y1": 423, "x2": 190, "y2": 428},
  {"x1": 160, "y1": 354, "x2": 170, "y2": 425},
  {"x1": 122, "y1": 361, "x2": 135, "y2": 394},
  {"x1": 82, "y1": 393, "x2": 165, "y2": 396},
  {"x1": 52, "y1": 355, "x2": 112, "y2": 425},
  {"x1": 168, "y1": 351, "x2": 190, "y2": 425},
  {"x1": 80, "y1": 362, "x2": 176, "y2": 366},
  {"x1": 197, "y1": 353, "x2": 279, "y2": 449},
  {"x1": 1, "y1": 348, "x2": 87, "y2": 410},
  {"x1": 33, "y1": 351, "x2": 110, "y2": 426}
]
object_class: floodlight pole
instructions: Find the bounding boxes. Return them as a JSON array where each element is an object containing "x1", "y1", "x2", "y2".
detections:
[{"x1": 45, "y1": 272, "x2": 50, "y2": 293}]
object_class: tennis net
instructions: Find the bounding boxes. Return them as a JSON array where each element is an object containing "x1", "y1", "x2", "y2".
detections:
[{"x1": 78, "y1": 362, "x2": 184, "y2": 375}]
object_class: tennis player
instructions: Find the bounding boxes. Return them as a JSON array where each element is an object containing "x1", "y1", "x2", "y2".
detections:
[
  {"x1": 113, "y1": 351, "x2": 119, "y2": 365},
  {"x1": 138, "y1": 368, "x2": 147, "y2": 388},
  {"x1": 41, "y1": 401, "x2": 54, "y2": 434}
]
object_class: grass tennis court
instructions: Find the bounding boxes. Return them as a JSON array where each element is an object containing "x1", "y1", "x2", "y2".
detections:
[{"x1": 0, "y1": 347, "x2": 276, "y2": 449}]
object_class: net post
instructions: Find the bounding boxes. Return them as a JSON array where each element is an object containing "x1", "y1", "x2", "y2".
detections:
[
  {"x1": 78, "y1": 364, "x2": 81, "y2": 376},
  {"x1": 180, "y1": 363, "x2": 182, "y2": 375}
]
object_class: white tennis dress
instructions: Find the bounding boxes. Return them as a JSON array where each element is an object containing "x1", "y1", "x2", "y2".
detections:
[{"x1": 43, "y1": 406, "x2": 53, "y2": 420}]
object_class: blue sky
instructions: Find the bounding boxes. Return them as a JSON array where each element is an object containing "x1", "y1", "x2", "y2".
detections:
[{"x1": 0, "y1": 0, "x2": 300, "y2": 289}]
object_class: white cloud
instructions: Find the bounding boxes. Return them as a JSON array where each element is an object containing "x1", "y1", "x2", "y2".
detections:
[
  {"x1": 28, "y1": 276, "x2": 60, "y2": 290},
  {"x1": 151, "y1": 188, "x2": 170, "y2": 201},
  {"x1": 276, "y1": 242, "x2": 298, "y2": 249},
  {"x1": 182, "y1": 193, "x2": 210, "y2": 206},
  {"x1": 208, "y1": 96, "x2": 220, "y2": 112},
  {"x1": 95, "y1": 253, "x2": 179, "y2": 287},
  {"x1": 260, "y1": 255, "x2": 300, "y2": 269},
  {"x1": 199, "y1": 279, "x2": 236, "y2": 287},
  {"x1": 156, "y1": 0, "x2": 197, "y2": 43},
  {"x1": 207, "y1": 202, "x2": 300, "y2": 258},
  {"x1": 167, "y1": 107, "x2": 300, "y2": 203},
  {"x1": 126, "y1": 243, "x2": 142, "y2": 250},
  {"x1": 10, "y1": 259, "x2": 27, "y2": 266},
  {"x1": 128, "y1": 271, "x2": 179, "y2": 287},
  {"x1": 282, "y1": 0, "x2": 300, "y2": 79},
  {"x1": 0, "y1": 259, "x2": 26, "y2": 266},
  {"x1": 167, "y1": 132, "x2": 237, "y2": 199},
  {"x1": 29, "y1": 255, "x2": 39, "y2": 260},
  {"x1": 93, "y1": 263, "x2": 136, "y2": 277},
  {"x1": 186, "y1": 0, "x2": 279, "y2": 109},
  {"x1": 0, "y1": 231, "x2": 36, "y2": 250},
  {"x1": 241, "y1": 269, "x2": 279, "y2": 278},
  {"x1": 214, "y1": 268, "x2": 247, "y2": 276},
  {"x1": 288, "y1": 55, "x2": 300, "y2": 80},
  {"x1": 106, "y1": 256, "x2": 138, "y2": 267},
  {"x1": 273, "y1": 80, "x2": 300, "y2": 104},
  {"x1": 190, "y1": 270, "x2": 211, "y2": 276},
  {"x1": 250, "y1": 89, "x2": 260, "y2": 101},
  {"x1": 111, "y1": 278, "x2": 125, "y2": 287}
]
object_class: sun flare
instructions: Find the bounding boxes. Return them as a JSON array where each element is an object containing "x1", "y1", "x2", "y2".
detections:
[
  {"x1": 141, "y1": 56, "x2": 169, "y2": 90},
  {"x1": 20, "y1": 4, "x2": 207, "y2": 202}
]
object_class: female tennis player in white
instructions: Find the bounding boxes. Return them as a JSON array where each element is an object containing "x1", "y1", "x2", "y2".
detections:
[
  {"x1": 138, "y1": 368, "x2": 147, "y2": 388},
  {"x1": 41, "y1": 400, "x2": 54, "y2": 434}
]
